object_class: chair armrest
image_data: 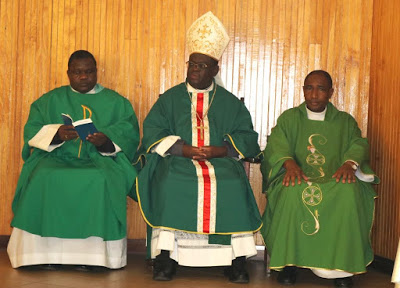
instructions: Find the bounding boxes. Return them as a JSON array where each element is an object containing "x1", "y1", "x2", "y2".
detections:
[{"x1": 243, "y1": 157, "x2": 261, "y2": 164}]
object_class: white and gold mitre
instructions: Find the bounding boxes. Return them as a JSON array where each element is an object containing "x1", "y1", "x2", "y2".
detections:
[{"x1": 186, "y1": 11, "x2": 230, "y2": 61}]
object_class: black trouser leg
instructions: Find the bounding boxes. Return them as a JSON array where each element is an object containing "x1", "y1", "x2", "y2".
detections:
[
  {"x1": 153, "y1": 250, "x2": 176, "y2": 281},
  {"x1": 227, "y1": 256, "x2": 249, "y2": 284}
]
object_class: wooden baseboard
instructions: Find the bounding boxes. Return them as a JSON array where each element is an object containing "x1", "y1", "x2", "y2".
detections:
[
  {"x1": 127, "y1": 239, "x2": 146, "y2": 253},
  {"x1": 0, "y1": 235, "x2": 10, "y2": 248}
]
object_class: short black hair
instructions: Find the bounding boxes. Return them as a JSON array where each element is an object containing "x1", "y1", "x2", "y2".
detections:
[
  {"x1": 304, "y1": 70, "x2": 333, "y2": 88},
  {"x1": 68, "y1": 50, "x2": 97, "y2": 68}
]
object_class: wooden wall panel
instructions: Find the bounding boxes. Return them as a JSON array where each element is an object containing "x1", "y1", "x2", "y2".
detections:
[
  {"x1": 0, "y1": 0, "x2": 375, "y2": 246},
  {"x1": 369, "y1": 0, "x2": 400, "y2": 260}
]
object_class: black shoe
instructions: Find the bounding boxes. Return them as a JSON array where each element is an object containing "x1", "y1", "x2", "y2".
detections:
[
  {"x1": 334, "y1": 277, "x2": 353, "y2": 287},
  {"x1": 277, "y1": 266, "x2": 297, "y2": 285},
  {"x1": 153, "y1": 269, "x2": 174, "y2": 281},
  {"x1": 74, "y1": 265, "x2": 94, "y2": 272},
  {"x1": 39, "y1": 264, "x2": 60, "y2": 271},
  {"x1": 152, "y1": 250, "x2": 176, "y2": 281},
  {"x1": 229, "y1": 269, "x2": 250, "y2": 284},
  {"x1": 225, "y1": 256, "x2": 249, "y2": 284}
]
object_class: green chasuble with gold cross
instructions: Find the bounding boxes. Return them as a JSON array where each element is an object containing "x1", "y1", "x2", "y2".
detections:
[
  {"x1": 11, "y1": 85, "x2": 139, "y2": 241},
  {"x1": 260, "y1": 102, "x2": 379, "y2": 274},
  {"x1": 136, "y1": 82, "x2": 262, "y2": 235}
]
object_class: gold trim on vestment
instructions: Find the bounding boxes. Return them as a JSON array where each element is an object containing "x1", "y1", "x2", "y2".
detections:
[
  {"x1": 224, "y1": 134, "x2": 245, "y2": 159},
  {"x1": 146, "y1": 137, "x2": 167, "y2": 154},
  {"x1": 77, "y1": 105, "x2": 93, "y2": 158},
  {"x1": 268, "y1": 156, "x2": 293, "y2": 179},
  {"x1": 193, "y1": 160, "x2": 205, "y2": 232},
  {"x1": 132, "y1": 154, "x2": 146, "y2": 167},
  {"x1": 255, "y1": 151, "x2": 263, "y2": 159},
  {"x1": 268, "y1": 263, "x2": 369, "y2": 275}
]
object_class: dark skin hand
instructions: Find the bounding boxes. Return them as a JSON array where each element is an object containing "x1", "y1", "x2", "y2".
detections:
[
  {"x1": 57, "y1": 125, "x2": 79, "y2": 141},
  {"x1": 86, "y1": 132, "x2": 110, "y2": 147},
  {"x1": 282, "y1": 159, "x2": 356, "y2": 186},
  {"x1": 183, "y1": 144, "x2": 227, "y2": 161},
  {"x1": 332, "y1": 161, "x2": 357, "y2": 183},
  {"x1": 282, "y1": 159, "x2": 309, "y2": 186},
  {"x1": 57, "y1": 125, "x2": 109, "y2": 147}
]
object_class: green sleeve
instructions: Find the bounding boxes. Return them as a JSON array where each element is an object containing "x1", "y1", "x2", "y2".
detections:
[
  {"x1": 260, "y1": 112, "x2": 294, "y2": 192},
  {"x1": 342, "y1": 115, "x2": 379, "y2": 184},
  {"x1": 142, "y1": 97, "x2": 173, "y2": 152},
  {"x1": 342, "y1": 116, "x2": 369, "y2": 165},
  {"x1": 22, "y1": 99, "x2": 48, "y2": 161},
  {"x1": 100, "y1": 98, "x2": 140, "y2": 162},
  {"x1": 224, "y1": 100, "x2": 261, "y2": 158}
]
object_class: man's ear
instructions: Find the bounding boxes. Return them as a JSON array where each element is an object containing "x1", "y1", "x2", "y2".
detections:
[
  {"x1": 328, "y1": 88, "x2": 334, "y2": 99},
  {"x1": 212, "y1": 65, "x2": 220, "y2": 77}
]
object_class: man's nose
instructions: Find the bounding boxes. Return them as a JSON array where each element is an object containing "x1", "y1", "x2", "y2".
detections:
[
  {"x1": 311, "y1": 88, "x2": 318, "y2": 98},
  {"x1": 79, "y1": 73, "x2": 89, "y2": 79}
]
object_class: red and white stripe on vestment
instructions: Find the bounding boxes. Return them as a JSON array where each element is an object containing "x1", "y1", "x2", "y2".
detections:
[{"x1": 191, "y1": 92, "x2": 217, "y2": 234}]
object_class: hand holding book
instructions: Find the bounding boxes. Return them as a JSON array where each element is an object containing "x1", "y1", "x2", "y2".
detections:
[
  {"x1": 61, "y1": 113, "x2": 98, "y2": 142},
  {"x1": 86, "y1": 132, "x2": 112, "y2": 148},
  {"x1": 57, "y1": 124, "x2": 79, "y2": 141}
]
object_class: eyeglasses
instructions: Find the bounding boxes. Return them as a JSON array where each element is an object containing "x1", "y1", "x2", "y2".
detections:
[
  {"x1": 186, "y1": 61, "x2": 210, "y2": 70},
  {"x1": 68, "y1": 69, "x2": 97, "y2": 76}
]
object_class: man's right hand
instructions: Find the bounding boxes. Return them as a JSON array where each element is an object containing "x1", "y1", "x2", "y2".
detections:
[
  {"x1": 282, "y1": 159, "x2": 308, "y2": 186},
  {"x1": 182, "y1": 144, "x2": 207, "y2": 160},
  {"x1": 182, "y1": 144, "x2": 228, "y2": 161},
  {"x1": 57, "y1": 125, "x2": 79, "y2": 141}
]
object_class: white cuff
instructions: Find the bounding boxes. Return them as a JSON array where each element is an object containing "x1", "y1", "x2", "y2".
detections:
[
  {"x1": 153, "y1": 136, "x2": 181, "y2": 157},
  {"x1": 28, "y1": 124, "x2": 63, "y2": 152},
  {"x1": 344, "y1": 159, "x2": 359, "y2": 170},
  {"x1": 99, "y1": 143, "x2": 122, "y2": 157},
  {"x1": 345, "y1": 160, "x2": 375, "y2": 182},
  {"x1": 48, "y1": 142, "x2": 64, "y2": 152},
  {"x1": 355, "y1": 168, "x2": 375, "y2": 183}
]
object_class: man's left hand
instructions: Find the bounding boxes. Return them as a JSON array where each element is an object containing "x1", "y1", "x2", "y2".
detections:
[
  {"x1": 332, "y1": 161, "x2": 357, "y2": 183},
  {"x1": 194, "y1": 146, "x2": 228, "y2": 160},
  {"x1": 86, "y1": 132, "x2": 109, "y2": 147}
]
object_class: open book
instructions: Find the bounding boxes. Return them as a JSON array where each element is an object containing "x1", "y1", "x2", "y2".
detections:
[{"x1": 62, "y1": 113, "x2": 98, "y2": 141}]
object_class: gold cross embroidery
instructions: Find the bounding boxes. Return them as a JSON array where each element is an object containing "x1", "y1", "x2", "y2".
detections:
[
  {"x1": 198, "y1": 24, "x2": 211, "y2": 39},
  {"x1": 196, "y1": 121, "x2": 206, "y2": 140}
]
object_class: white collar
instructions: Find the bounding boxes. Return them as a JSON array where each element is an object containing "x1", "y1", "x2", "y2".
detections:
[
  {"x1": 187, "y1": 82, "x2": 214, "y2": 93},
  {"x1": 70, "y1": 85, "x2": 96, "y2": 94},
  {"x1": 306, "y1": 106, "x2": 327, "y2": 121}
]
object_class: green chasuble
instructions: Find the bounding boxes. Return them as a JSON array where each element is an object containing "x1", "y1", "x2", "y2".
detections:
[
  {"x1": 136, "y1": 82, "x2": 262, "y2": 235},
  {"x1": 260, "y1": 102, "x2": 379, "y2": 274},
  {"x1": 11, "y1": 85, "x2": 139, "y2": 241}
]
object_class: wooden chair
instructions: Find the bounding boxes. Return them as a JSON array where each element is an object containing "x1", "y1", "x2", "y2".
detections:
[
  {"x1": 239, "y1": 97, "x2": 270, "y2": 275},
  {"x1": 242, "y1": 155, "x2": 271, "y2": 275}
]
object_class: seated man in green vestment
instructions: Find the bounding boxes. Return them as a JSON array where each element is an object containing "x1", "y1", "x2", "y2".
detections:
[
  {"x1": 260, "y1": 70, "x2": 379, "y2": 287},
  {"x1": 136, "y1": 12, "x2": 262, "y2": 283},
  {"x1": 7, "y1": 50, "x2": 139, "y2": 270}
]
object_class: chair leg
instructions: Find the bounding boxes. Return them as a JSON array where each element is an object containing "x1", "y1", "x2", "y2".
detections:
[{"x1": 264, "y1": 246, "x2": 271, "y2": 276}]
